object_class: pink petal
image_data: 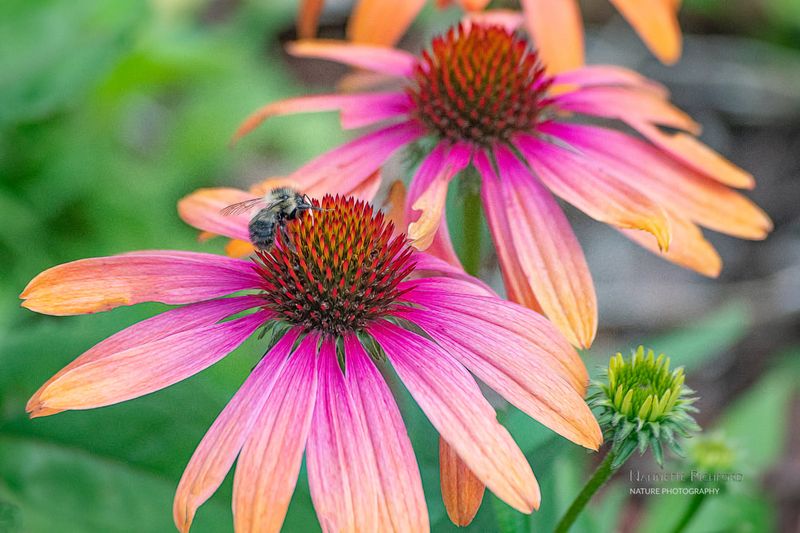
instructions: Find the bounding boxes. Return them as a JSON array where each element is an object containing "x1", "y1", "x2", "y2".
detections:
[
  {"x1": 343, "y1": 335, "x2": 429, "y2": 532},
  {"x1": 475, "y1": 150, "x2": 542, "y2": 311},
  {"x1": 514, "y1": 134, "x2": 672, "y2": 250},
  {"x1": 306, "y1": 339, "x2": 379, "y2": 532},
  {"x1": 482, "y1": 145, "x2": 598, "y2": 349},
  {"x1": 406, "y1": 143, "x2": 471, "y2": 251},
  {"x1": 634, "y1": 121, "x2": 755, "y2": 189},
  {"x1": 396, "y1": 302, "x2": 601, "y2": 450},
  {"x1": 232, "y1": 92, "x2": 411, "y2": 144},
  {"x1": 289, "y1": 121, "x2": 424, "y2": 196},
  {"x1": 552, "y1": 65, "x2": 668, "y2": 97},
  {"x1": 409, "y1": 253, "x2": 495, "y2": 296},
  {"x1": 21, "y1": 251, "x2": 262, "y2": 315},
  {"x1": 542, "y1": 123, "x2": 772, "y2": 239},
  {"x1": 370, "y1": 321, "x2": 540, "y2": 513},
  {"x1": 520, "y1": 0, "x2": 584, "y2": 74},
  {"x1": 553, "y1": 86, "x2": 700, "y2": 133},
  {"x1": 287, "y1": 40, "x2": 417, "y2": 77},
  {"x1": 173, "y1": 329, "x2": 300, "y2": 533},
  {"x1": 30, "y1": 311, "x2": 269, "y2": 414},
  {"x1": 400, "y1": 276, "x2": 588, "y2": 396},
  {"x1": 233, "y1": 334, "x2": 319, "y2": 533},
  {"x1": 27, "y1": 296, "x2": 265, "y2": 417}
]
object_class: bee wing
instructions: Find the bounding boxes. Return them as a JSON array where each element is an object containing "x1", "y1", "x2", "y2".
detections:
[{"x1": 220, "y1": 198, "x2": 265, "y2": 216}]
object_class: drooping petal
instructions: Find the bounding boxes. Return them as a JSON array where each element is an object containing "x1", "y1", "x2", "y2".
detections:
[
  {"x1": 634, "y1": 121, "x2": 755, "y2": 189},
  {"x1": 297, "y1": 0, "x2": 324, "y2": 39},
  {"x1": 27, "y1": 296, "x2": 265, "y2": 417},
  {"x1": 514, "y1": 134, "x2": 672, "y2": 250},
  {"x1": 475, "y1": 151, "x2": 541, "y2": 311},
  {"x1": 178, "y1": 188, "x2": 254, "y2": 242},
  {"x1": 173, "y1": 329, "x2": 300, "y2": 533},
  {"x1": 553, "y1": 86, "x2": 700, "y2": 133},
  {"x1": 484, "y1": 144, "x2": 597, "y2": 348},
  {"x1": 409, "y1": 254, "x2": 495, "y2": 295},
  {"x1": 543, "y1": 123, "x2": 772, "y2": 239},
  {"x1": 20, "y1": 252, "x2": 262, "y2": 315},
  {"x1": 233, "y1": 334, "x2": 319, "y2": 533},
  {"x1": 232, "y1": 92, "x2": 411, "y2": 143},
  {"x1": 552, "y1": 65, "x2": 668, "y2": 97},
  {"x1": 29, "y1": 311, "x2": 269, "y2": 414},
  {"x1": 289, "y1": 121, "x2": 424, "y2": 195},
  {"x1": 440, "y1": 437, "x2": 485, "y2": 527},
  {"x1": 400, "y1": 277, "x2": 587, "y2": 385},
  {"x1": 520, "y1": 0, "x2": 584, "y2": 74},
  {"x1": 287, "y1": 40, "x2": 418, "y2": 76},
  {"x1": 306, "y1": 338, "x2": 379, "y2": 533},
  {"x1": 371, "y1": 320, "x2": 540, "y2": 513},
  {"x1": 621, "y1": 211, "x2": 722, "y2": 277},
  {"x1": 397, "y1": 301, "x2": 601, "y2": 449},
  {"x1": 406, "y1": 143, "x2": 471, "y2": 251},
  {"x1": 343, "y1": 335, "x2": 429, "y2": 532},
  {"x1": 347, "y1": 0, "x2": 427, "y2": 46},
  {"x1": 609, "y1": 0, "x2": 682, "y2": 64}
]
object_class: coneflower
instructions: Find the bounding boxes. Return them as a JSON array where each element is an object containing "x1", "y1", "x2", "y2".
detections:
[
  {"x1": 230, "y1": 23, "x2": 771, "y2": 349},
  {"x1": 21, "y1": 195, "x2": 601, "y2": 533}
]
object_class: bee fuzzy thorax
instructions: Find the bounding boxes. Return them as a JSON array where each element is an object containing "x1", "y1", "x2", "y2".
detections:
[
  {"x1": 254, "y1": 195, "x2": 416, "y2": 336},
  {"x1": 247, "y1": 187, "x2": 317, "y2": 251}
]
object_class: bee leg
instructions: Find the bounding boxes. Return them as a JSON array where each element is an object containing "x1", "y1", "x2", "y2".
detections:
[{"x1": 279, "y1": 224, "x2": 297, "y2": 253}]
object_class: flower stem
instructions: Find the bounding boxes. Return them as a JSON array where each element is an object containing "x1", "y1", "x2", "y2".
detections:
[
  {"x1": 554, "y1": 451, "x2": 619, "y2": 533},
  {"x1": 669, "y1": 492, "x2": 707, "y2": 533},
  {"x1": 461, "y1": 187, "x2": 482, "y2": 276}
]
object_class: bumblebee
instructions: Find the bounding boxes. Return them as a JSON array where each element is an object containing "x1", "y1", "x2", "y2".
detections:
[{"x1": 221, "y1": 187, "x2": 320, "y2": 250}]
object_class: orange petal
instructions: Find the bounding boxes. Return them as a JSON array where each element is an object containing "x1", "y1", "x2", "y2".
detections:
[
  {"x1": 609, "y1": 0, "x2": 682, "y2": 64},
  {"x1": 20, "y1": 252, "x2": 261, "y2": 315},
  {"x1": 347, "y1": 0, "x2": 426, "y2": 46},
  {"x1": 297, "y1": 0, "x2": 325, "y2": 39},
  {"x1": 456, "y1": 0, "x2": 492, "y2": 10},
  {"x1": 516, "y1": 135, "x2": 672, "y2": 251},
  {"x1": 635, "y1": 122, "x2": 755, "y2": 189},
  {"x1": 476, "y1": 147, "x2": 598, "y2": 349},
  {"x1": 520, "y1": 0, "x2": 584, "y2": 73},
  {"x1": 382, "y1": 180, "x2": 408, "y2": 231},
  {"x1": 178, "y1": 187, "x2": 253, "y2": 242},
  {"x1": 408, "y1": 177, "x2": 449, "y2": 250},
  {"x1": 225, "y1": 239, "x2": 255, "y2": 258},
  {"x1": 622, "y1": 211, "x2": 722, "y2": 277},
  {"x1": 440, "y1": 438, "x2": 485, "y2": 527}
]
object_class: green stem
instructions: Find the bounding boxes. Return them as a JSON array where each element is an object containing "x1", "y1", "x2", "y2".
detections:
[
  {"x1": 554, "y1": 451, "x2": 619, "y2": 533},
  {"x1": 461, "y1": 188, "x2": 482, "y2": 276},
  {"x1": 669, "y1": 492, "x2": 707, "y2": 533}
]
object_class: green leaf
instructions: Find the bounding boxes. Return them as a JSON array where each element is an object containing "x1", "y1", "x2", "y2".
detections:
[{"x1": 0, "y1": 435, "x2": 230, "y2": 533}]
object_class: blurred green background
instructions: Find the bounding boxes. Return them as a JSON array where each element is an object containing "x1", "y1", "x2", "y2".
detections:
[{"x1": 1, "y1": 0, "x2": 798, "y2": 532}]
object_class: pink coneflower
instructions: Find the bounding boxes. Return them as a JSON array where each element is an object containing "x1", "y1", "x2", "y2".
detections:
[
  {"x1": 233, "y1": 23, "x2": 771, "y2": 349},
  {"x1": 298, "y1": 0, "x2": 681, "y2": 72},
  {"x1": 21, "y1": 195, "x2": 601, "y2": 532}
]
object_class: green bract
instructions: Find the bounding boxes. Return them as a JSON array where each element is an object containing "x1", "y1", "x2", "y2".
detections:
[{"x1": 589, "y1": 346, "x2": 700, "y2": 468}]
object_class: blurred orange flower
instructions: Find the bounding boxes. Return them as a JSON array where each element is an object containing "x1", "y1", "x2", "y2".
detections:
[{"x1": 298, "y1": 0, "x2": 682, "y2": 72}]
